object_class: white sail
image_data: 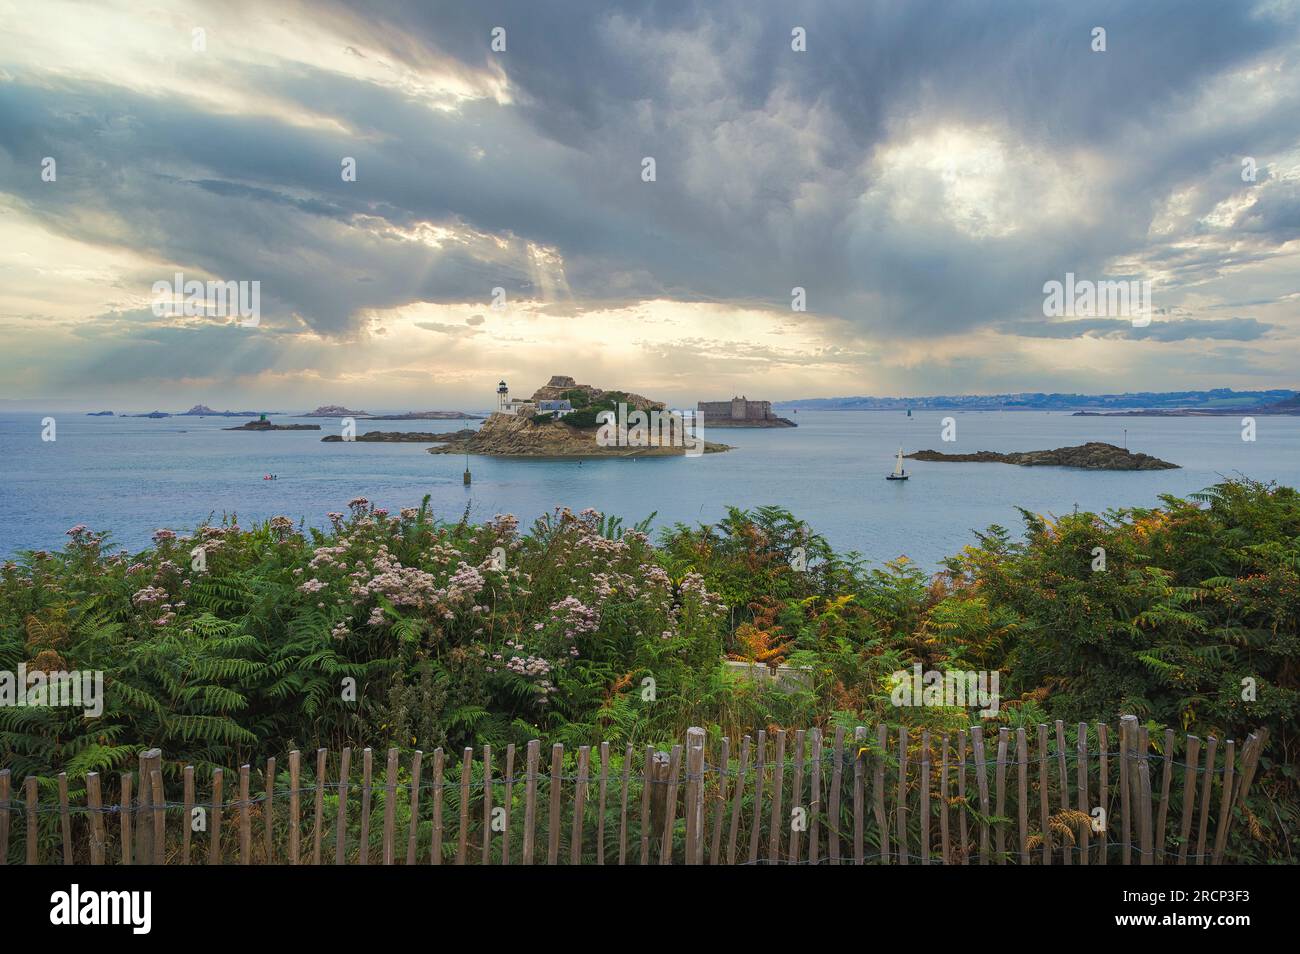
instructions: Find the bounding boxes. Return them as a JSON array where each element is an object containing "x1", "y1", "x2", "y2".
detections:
[{"x1": 894, "y1": 447, "x2": 904, "y2": 476}]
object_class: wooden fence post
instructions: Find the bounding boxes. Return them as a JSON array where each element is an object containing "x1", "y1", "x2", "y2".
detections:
[
  {"x1": 685, "y1": 727, "x2": 706, "y2": 865},
  {"x1": 86, "y1": 772, "x2": 104, "y2": 865},
  {"x1": 136, "y1": 748, "x2": 161, "y2": 864}
]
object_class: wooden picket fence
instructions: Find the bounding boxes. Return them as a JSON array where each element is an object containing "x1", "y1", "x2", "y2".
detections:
[{"x1": 0, "y1": 716, "x2": 1269, "y2": 865}]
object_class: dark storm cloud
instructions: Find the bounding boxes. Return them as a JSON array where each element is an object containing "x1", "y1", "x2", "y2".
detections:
[{"x1": 1, "y1": 0, "x2": 1297, "y2": 357}]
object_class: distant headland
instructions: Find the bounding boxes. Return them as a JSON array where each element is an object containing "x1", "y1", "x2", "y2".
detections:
[
  {"x1": 780, "y1": 388, "x2": 1296, "y2": 413},
  {"x1": 905, "y1": 442, "x2": 1178, "y2": 470}
]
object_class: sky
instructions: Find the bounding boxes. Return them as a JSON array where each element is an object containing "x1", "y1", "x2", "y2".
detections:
[{"x1": 1, "y1": 0, "x2": 1298, "y2": 412}]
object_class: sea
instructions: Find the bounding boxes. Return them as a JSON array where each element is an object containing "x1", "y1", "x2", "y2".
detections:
[{"x1": 2, "y1": 410, "x2": 1298, "y2": 571}]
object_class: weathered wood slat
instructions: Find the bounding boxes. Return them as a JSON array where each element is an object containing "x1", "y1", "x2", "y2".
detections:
[
  {"x1": 1119, "y1": 718, "x2": 1131, "y2": 866},
  {"x1": 1016, "y1": 729, "x2": 1028, "y2": 865},
  {"x1": 768, "y1": 729, "x2": 786, "y2": 864},
  {"x1": 1055, "y1": 721, "x2": 1070, "y2": 866},
  {"x1": 727, "y1": 736, "x2": 750, "y2": 866},
  {"x1": 208, "y1": 768, "x2": 223, "y2": 866},
  {"x1": 359, "y1": 748, "x2": 372, "y2": 866},
  {"x1": 658, "y1": 744, "x2": 682, "y2": 865},
  {"x1": 240, "y1": 765, "x2": 251, "y2": 866},
  {"x1": 853, "y1": 727, "x2": 865, "y2": 865},
  {"x1": 940, "y1": 733, "x2": 952, "y2": 865},
  {"x1": 684, "y1": 729, "x2": 706, "y2": 865},
  {"x1": 521, "y1": 742, "x2": 538, "y2": 866},
  {"x1": 289, "y1": 749, "x2": 301, "y2": 865},
  {"x1": 1097, "y1": 723, "x2": 1109, "y2": 865},
  {"x1": 1038, "y1": 724, "x2": 1050, "y2": 865},
  {"x1": 829, "y1": 726, "x2": 845, "y2": 865},
  {"x1": 571, "y1": 745, "x2": 590, "y2": 865},
  {"x1": 1195, "y1": 737, "x2": 1217, "y2": 866},
  {"x1": 547, "y1": 743, "x2": 563, "y2": 865},
  {"x1": 459, "y1": 747, "x2": 473, "y2": 865},
  {"x1": 1177, "y1": 736, "x2": 1199, "y2": 865},
  {"x1": 25, "y1": 776, "x2": 37, "y2": 864},
  {"x1": 502, "y1": 744, "x2": 515, "y2": 866},
  {"x1": 1156, "y1": 728, "x2": 1174, "y2": 863},
  {"x1": 1077, "y1": 724, "x2": 1089, "y2": 865},
  {"x1": 875, "y1": 725, "x2": 889, "y2": 864},
  {"x1": 922, "y1": 730, "x2": 933, "y2": 865},
  {"x1": 86, "y1": 772, "x2": 104, "y2": 866},
  {"x1": 639, "y1": 744, "x2": 655, "y2": 866},
  {"x1": 956, "y1": 730, "x2": 968, "y2": 865},
  {"x1": 597, "y1": 741, "x2": 609, "y2": 866},
  {"x1": 312, "y1": 748, "x2": 327, "y2": 865},
  {"x1": 617, "y1": 743, "x2": 632, "y2": 866},
  {"x1": 182, "y1": 765, "x2": 194, "y2": 865},
  {"x1": 972, "y1": 726, "x2": 991, "y2": 865},
  {"x1": 120, "y1": 774, "x2": 131, "y2": 866},
  {"x1": 263, "y1": 756, "x2": 276, "y2": 864},
  {"x1": 1137, "y1": 727, "x2": 1153, "y2": 865},
  {"x1": 896, "y1": 726, "x2": 909, "y2": 865},
  {"x1": 431, "y1": 747, "x2": 445, "y2": 865},
  {"x1": 748, "y1": 730, "x2": 766, "y2": 864},
  {"x1": 57, "y1": 772, "x2": 72, "y2": 864},
  {"x1": 151, "y1": 769, "x2": 165, "y2": 865},
  {"x1": 335, "y1": 747, "x2": 351, "y2": 865},
  {"x1": 481, "y1": 744, "x2": 493, "y2": 865},
  {"x1": 789, "y1": 730, "x2": 805, "y2": 863},
  {"x1": 710, "y1": 737, "x2": 728, "y2": 865},
  {"x1": 992, "y1": 729, "x2": 1006, "y2": 865},
  {"x1": 382, "y1": 747, "x2": 399, "y2": 866},
  {"x1": 0, "y1": 769, "x2": 9, "y2": 865},
  {"x1": 808, "y1": 726, "x2": 823, "y2": 866},
  {"x1": 406, "y1": 750, "x2": 422, "y2": 866},
  {"x1": 1211, "y1": 739, "x2": 1235, "y2": 865}
]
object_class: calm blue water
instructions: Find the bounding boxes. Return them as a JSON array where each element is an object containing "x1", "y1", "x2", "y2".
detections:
[{"x1": 2, "y1": 410, "x2": 1298, "y2": 570}]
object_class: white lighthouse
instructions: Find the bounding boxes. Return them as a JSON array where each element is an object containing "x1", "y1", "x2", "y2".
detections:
[{"x1": 497, "y1": 380, "x2": 510, "y2": 413}]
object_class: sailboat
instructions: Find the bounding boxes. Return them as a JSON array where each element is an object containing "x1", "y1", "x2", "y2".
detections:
[{"x1": 886, "y1": 446, "x2": 909, "y2": 481}]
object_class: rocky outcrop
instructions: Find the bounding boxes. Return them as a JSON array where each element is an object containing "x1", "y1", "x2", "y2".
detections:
[
  {"x1": 224, "y1": 420, "x2": 320, "y2": 431},
  {"x1": 905, "y1": 442, "x2": 1177, "y2": 470},
  {"x1": 528, "y1": 375, "x2": 663, "y2": 412},
  {"x1": 303, "y1": 405, "x2": 368, "y2": 417},
  {"x1": 429, "y1": 409, "x2": 729, "y2": 458},
  {"x1": 321, "y1": 429, "x2": 476, "y2": 442}
]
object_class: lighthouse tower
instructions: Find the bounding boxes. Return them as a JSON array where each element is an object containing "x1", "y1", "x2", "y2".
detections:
[{"x1": 497, "y1": 380, "x2": 510, "y2": 414}]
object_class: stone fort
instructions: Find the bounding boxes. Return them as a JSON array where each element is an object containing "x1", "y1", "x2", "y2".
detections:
[{"x1": 697, "y1": 396, "x2": 778, "y2": 422}]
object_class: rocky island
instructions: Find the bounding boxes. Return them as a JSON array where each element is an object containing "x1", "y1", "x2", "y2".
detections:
[
  {"x1": 905, "y1": 442, "x2": 1178, "y2": 470},
  {"x1": 322, "y1": 429, "x2": 477, "y2": 442},
  {"x1": 430, "y1": 375, "x2": 730, "y2": 458},
  {"x1": 224, "y1": 418, "x2": 320, "y2": 431},
  {"x1": 303, "y1": 405, "x2": 482, "y2": 420}
]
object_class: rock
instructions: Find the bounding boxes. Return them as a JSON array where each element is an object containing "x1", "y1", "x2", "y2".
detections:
[
  {"x1": 303, "y1": 405, "x2": 369, "y2": 417},
  {"x1": 224, "y1": 420, "x2": 320, "y2": 431},
  {"x1": 321, "y1": 429, "x2": 475, "y2": 442},
  {"x1": 905, "y1": 442, "x2": 1178, "y2": 470},
  {"x1": 429, "y1": 409, "x2": 729, "y2": 458}
]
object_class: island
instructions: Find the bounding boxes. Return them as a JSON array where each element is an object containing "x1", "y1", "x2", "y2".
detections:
[
  {"x1": 430, "y1": 375, "x2": 731, "y2": 458},
  {"x1": 302, "y1": 405, "x2": 481, "y2": 420},
  {"x1": 224, "y1": 419, "x2": 320, "y2": 431},
  {"x1": 179, "y1": 404, "x2": 266, "y2": 417},
  {"x1": 697, "y1": 397, "x2": 796, "y2": 427},
  {"x1": 321, "y1": 429, "x2": 477, "y2": 443},
  {"x1": 86, "y1": 411, "x2": 114, "y2": 416},
  {"x1": 904, "y1": 442, "x2": 1178, "y2": 470}
]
